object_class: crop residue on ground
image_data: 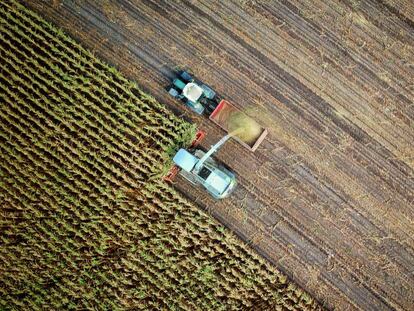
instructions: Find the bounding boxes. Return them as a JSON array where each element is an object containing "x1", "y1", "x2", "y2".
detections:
[{"x1": 0, "y1": 1, "x2": 322, "y2": 310}]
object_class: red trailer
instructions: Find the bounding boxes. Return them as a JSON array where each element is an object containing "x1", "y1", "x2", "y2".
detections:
[{"x1": 209, "y1": 100, "x2": 268, "y2": 152}]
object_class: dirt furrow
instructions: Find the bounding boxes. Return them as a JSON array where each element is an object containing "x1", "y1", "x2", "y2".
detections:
[{"x1": 21, "y1": 0, "x2": 414, "y2": 309}]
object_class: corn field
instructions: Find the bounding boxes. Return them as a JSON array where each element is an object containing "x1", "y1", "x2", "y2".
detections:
[{"x1": 0, "y1": 1, "x2": 322, "y2": 310}]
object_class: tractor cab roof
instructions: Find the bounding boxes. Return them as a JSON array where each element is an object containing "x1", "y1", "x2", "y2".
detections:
[{"x1": 183, "y1": 83, "x2": 203, "y2": 102}]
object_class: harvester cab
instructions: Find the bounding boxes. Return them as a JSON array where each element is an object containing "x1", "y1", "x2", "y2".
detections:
[
  {"x1": 168, "y1": 70, "x2": 220, "y2": 115},
  {"x1": 165, "y1": 132, "x2": 237, "y2": 200}
]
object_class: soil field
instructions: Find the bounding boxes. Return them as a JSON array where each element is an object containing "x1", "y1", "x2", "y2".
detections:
[
  {"x1": 0, "y1": 1, "x2": 323, "y2": 310},
  {"x1": 19, "y1": 0, "x2": 414, "y2": 310}
]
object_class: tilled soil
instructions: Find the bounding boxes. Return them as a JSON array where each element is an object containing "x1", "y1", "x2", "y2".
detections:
[
  {"x1": 22, "y1": 0, "x2": 414, "y2": 310},
  {"x1": 0, "y1": 1, "x2": 324, "y2": 309}
]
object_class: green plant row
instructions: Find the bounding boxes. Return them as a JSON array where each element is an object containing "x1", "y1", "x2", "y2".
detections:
[
  {"x1": 0, "y1": 1, "x2": 322, "y2": 310},
  {"x1": 1, "y1": 3, "x2": 192, "y2": 138}
]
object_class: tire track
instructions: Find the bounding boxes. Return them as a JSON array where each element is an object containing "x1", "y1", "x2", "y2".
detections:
[{"x1": 22, "y1": 0, "x2": 414, "y2": 309}]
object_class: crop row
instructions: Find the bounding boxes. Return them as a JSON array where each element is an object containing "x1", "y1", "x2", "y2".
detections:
[{"x1": 0, "y1": 1, "x2": 322, "y2": 310}]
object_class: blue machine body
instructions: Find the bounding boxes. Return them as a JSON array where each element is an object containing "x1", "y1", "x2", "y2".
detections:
[
  {"x1": 168, "y1": 71, "x2": 219, "y2": 115},
  {"x1": 173, "y1": 149, "x2": 198, "y2": 173},
  {"x1": 173, "y1": 148, "x2": 236, "y2": 199}
]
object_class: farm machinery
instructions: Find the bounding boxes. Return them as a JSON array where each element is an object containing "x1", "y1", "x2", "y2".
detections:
[
  {"x1": 165, "y1": 70, "x2": 267, "y2": 199},
  {"x1": 166, "y1": 131, "x2": 237, "y2": 199}
]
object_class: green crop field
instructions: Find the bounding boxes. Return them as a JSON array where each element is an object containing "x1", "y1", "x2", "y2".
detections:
[{"x1": 0, "y1": 1, "x2": 322, "y2": 310}]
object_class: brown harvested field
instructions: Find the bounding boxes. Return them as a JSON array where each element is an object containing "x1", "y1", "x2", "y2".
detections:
[{"x1": 22, "y1": 0, "x2": 413, "y2": 310}]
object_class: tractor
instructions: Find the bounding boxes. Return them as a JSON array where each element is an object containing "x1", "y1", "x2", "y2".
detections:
[{"x1": 167, "y1": 70, "x2": 220, "y2": 115}]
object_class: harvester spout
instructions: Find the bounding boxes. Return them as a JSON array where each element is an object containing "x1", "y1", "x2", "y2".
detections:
[{"x1": 194, "y1": 130, "x2": 240, "y2": 172}]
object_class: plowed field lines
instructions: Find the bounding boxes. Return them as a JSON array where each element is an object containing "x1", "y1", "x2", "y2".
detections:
[
  {"x1": 20, "y1": 0, "x2": 414, "y2": 310},
  {"x1": 1, "y1": 1, "x2": 324, "y2": 310}
]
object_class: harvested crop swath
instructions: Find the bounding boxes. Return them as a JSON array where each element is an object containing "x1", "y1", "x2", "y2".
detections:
[{"x1": 0, "y1": 1, "x2": 322, "y2": 310}]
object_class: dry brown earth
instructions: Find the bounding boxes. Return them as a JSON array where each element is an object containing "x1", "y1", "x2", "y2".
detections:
[{"x1": 22, "y1": 1, "x2": 414, "y2": 310}]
